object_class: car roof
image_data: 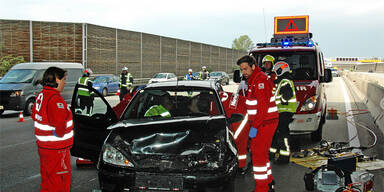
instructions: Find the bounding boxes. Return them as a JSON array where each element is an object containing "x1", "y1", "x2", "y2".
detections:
[
  {"x1": 145, "y1": 80, "x2": 218, "y2": 90},
  {"x1": 11, "y1": 62, "x2": 83, "y2": 70},
  {"x1": 250, "y1": 46, "x2": 317, "y2": 53},
  {"x1": 93, "y1": 74, "x2": 116, "y2": 77}
]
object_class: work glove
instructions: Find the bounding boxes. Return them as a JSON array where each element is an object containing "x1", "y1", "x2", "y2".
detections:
[
  {"x1": 53, "y1": 130, "x2": 58, "y2": 137},
  {"x1": 249, "y1": 126, "x2": 258, "y2": 138}
]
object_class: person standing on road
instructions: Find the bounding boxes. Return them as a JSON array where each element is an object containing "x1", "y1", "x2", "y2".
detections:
[
  {"x1": 199, "y1": 66, "x2": 209, "y2": 80},
  {"x1": 32, "y1": 67, "x2": 73, "y2": 192},
  {"x1": 185, "y1": 68, "x2": 194, "y2": 80},
  {"x1": 237, "y1": 55, "x2": 279, "y2": 192},
  {"x1": 119, "y1": 67, "x2": 133, "y2": 101},
  {"x1": 269, "y1": 61, "x2": 297, "y2": 164},
  {"x1": 77, "y1": 69, "x2": 94, "y2": 115}
]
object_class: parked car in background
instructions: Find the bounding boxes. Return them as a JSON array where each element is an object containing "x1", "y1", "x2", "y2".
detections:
[
  {"x1": 330, "y1": 68, "x2": 340, "y2": 77},
  {"x1": 148, "y1": 73, "x2": 177, "y2": 84},
  {"x1": 0, "y1": 62, "x2": 83, "y2": 115},
  {"x1": 70, "y1": 81, "x2": 242, "y2": 192},
  {"x1": 92, "y1": 74, "x2": 120, "y2": 97},
  {"x1": 192, "y1": 72, "x2": 200, "y2": 80},
  {"x1": 209, "y1": 71, "x2": 230, "y2": 85}
]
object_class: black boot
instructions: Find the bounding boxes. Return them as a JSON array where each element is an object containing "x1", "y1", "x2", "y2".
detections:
[{"x1": 268, "y1": 180, "x2": 275, "y2": 192}]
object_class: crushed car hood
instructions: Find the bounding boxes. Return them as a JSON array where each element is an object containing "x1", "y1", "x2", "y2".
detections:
[{"x1": 107, "y1": 116, "x2": 228, "y2": 155}]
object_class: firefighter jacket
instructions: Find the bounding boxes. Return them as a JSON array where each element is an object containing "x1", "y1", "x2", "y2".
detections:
[
  {"x1": 78, "y1": 76, "x2": 93, "y2": 96},
  {"x1": 246, "y1": 66, "x2": 279, "y2": 128},
  {"x1": 32, "y1": 86, "x2": 74, "y2": 149},
  {"x1": 120, "y1": 73, "x2": 133, "y2": 88},
  {"x1": 275, "y1": 78, "x2": 297, "y2": 113},
  {"x1": 144, "y1": 105, "x2": 171, "y2": 117},
  {"x1": 199, "y1": 71, "x2": 209, "y2": 80}
]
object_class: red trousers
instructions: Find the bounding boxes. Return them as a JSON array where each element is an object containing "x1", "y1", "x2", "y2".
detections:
[
  {"x1": 232, "y1": 115, "x2": 251, "y2": 168},
  {"x1": 38, "y1": 147, "x2": 71, "y2": 192},
  {"x1": 250, "y1": 119, "x2": 278, "y2": 192}
]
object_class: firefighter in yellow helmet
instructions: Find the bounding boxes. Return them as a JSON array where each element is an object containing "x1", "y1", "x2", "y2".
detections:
[{"x1": 262, "y1": 55, "x2": 277, "y2": 82}]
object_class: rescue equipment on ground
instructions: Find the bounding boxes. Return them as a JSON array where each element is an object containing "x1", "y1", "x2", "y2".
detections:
[
  {"x1": 76, "y1": 158, "x2": 94, "y2": 166},
  {"x1": 18, "y1": 111, "x2": 24, "y2": 122}
]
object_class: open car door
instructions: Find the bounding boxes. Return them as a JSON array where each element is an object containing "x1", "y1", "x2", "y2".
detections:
[{"x1": 70, "y1": 84, "x2": 118, "y2": 162}]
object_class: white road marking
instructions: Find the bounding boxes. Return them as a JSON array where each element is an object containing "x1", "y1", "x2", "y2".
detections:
[
  {"x1": 340, "y1": 78, "x2": 361, "y2": 153},
  {"x1": 0, "y1": 139, "x2": 35, "y2": 150}
]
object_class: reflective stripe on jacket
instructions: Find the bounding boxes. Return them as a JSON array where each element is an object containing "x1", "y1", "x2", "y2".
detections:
[
  {"x1": 120, "y1": 73, "x2": 133, "y2": 88},
  {"x1": 275, "y1": 79, "x2": 297, "y2": 113},
  {"x1": 32, "y1": 86, "x2": 74, "y2": 149},
  {"x1": 78, "y1": 77, "x2": 92, "y2": 96},
  {"x1": 246, "y1": 67, "x2": 279, "y2": 128}
]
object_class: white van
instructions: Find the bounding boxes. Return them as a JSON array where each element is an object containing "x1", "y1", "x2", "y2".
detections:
[{"x1": 0, "y1": 62, "x2": 84, "y2": 115}]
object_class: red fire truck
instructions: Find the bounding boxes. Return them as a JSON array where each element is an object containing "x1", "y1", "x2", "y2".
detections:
[{"x1": 235, "y1": 15, "x2": 333, "y2": 141}]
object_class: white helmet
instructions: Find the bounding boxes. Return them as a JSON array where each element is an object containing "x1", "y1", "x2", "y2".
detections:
[
  {"x1": 188, "y1": 69, "x2": 193, "y2": 72},
  {"x1": 122, "y1": 67, "x2": 128, "y2": 71},
  {"x1": 202, "y1": 66, "x2": 207, "y2": 69},
  {"x1": 272, "y1": 61, "x2": 290, "y2": 76}
]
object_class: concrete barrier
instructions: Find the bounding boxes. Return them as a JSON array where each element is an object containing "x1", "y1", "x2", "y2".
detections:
[{"x1": 342, "y1": 71, "x2": 384, "y2": 133}]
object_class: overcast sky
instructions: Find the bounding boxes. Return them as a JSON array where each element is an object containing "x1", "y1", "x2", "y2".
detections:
[{"x1": 1, "y1": 0, "x2": 383, "y2": 58}]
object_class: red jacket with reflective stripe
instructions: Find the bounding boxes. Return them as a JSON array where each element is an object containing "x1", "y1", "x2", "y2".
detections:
[
  {"x1": 32, "y1": 86, "x2": 74, "y2": 149},
  {"x1": 246, "y1": 67, "x2": 279, "y2": 128}
]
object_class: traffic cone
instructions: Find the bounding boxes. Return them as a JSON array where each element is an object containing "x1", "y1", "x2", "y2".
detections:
[{"x1": 18, "y1": 112, "x2": 24, "y2": 122}]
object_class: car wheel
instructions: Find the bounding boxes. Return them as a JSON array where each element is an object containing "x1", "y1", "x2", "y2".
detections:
[
  {"x1": 0, "y1": 109, "x2": 4, "y2": 115},
  {"x1": 311, "y1": 114, "x2": 325, "y2": 142},
  {"x1": 24, "y1": 98, "x2": 35, "y2": 116},
  {"x1": 102, "y1": 88, "x2": 108, "y2": 97}
]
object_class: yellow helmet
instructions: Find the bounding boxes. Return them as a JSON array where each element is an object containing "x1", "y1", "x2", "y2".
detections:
[{"x1": 262, "y1": 55, "x2": 275, "y2": 66}]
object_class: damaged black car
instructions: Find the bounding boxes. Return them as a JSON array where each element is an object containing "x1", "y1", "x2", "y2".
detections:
[{"x1": 70, "y1": 81, "x2": 243, "y2": 192}]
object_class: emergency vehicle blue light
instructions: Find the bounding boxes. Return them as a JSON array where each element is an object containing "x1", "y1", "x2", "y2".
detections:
[{"x1": 307, "y1": 40, "x2": 314, "y2": 47}]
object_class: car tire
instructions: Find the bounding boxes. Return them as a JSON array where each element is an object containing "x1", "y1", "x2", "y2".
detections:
[
  {"x1": 24, "y1": 98, "x2": 35, "y2": 116},
  {"x1": 311, "y1": 114, "x2": 325, "y2": 142},
  {"x1": 102, "y1": 88, "x2": 108, "y2": 97},
  {"x1": 0, "y1": 109, "x2": 4, "y2": 115}
]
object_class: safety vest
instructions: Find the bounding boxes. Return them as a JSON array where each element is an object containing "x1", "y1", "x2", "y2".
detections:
[
  {"x1": 120, "y1": 73, "x2": 133, "y2": 88},
  {"x1": 275, "y1": 79, "x2": 297, "y2": 113},
  {"x1": 144, "y1": 105, "x2": 171, "y2": 117},
  {"x1": 200, "y1": 71, "x2": 209, "y2": 80},
  {"x1": 32, "y1": 86, "x2": 73, "y2": 149},
  {"x1": 78, "y1": 77, "x2": 92, "y2": 96}
]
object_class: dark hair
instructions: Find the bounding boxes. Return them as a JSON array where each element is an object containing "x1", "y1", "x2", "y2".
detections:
[
  {"x1": 41, "y1": 67, "x2": 67, "y2": 88},
  {"x1": 237, "y1": 55, "x2": 256, "y2": 67}
]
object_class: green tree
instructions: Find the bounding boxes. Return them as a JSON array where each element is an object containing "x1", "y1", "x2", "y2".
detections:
[
  {"x1": 232, "y1": 35, "x2": 254, "y2": 52},
  {"x1": 0, "y1": 55, "x2": 25, "y2": 76}
]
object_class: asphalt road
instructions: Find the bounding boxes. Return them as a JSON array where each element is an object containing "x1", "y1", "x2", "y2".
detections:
[{"x1": 0, "y1": 77, "x2": 383, "y2": 192}]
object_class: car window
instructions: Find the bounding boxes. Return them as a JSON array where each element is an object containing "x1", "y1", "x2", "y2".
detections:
[
  {"x1": 94, "y1": 77, "x2": 107, "y2": 83},
  {"x1": 67, "y1": 69, "x2": 83, "y2": 83},
  {"x1": 73, "y1": 86, "x2": 107, "y2": 116},
  {"x1": 154, "y1": 73, "x2": 167, "y2": 78},
  {"x1": 121, "y1": 88, "x2": 222, "y2": 120},
  {"x1": 0, "y1": 69, "x2": 37, "y2": 83}
]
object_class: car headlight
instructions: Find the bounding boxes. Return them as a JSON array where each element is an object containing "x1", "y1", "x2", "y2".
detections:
[
  {"x1": 93, "y1": 86, "x2": 100, "y2": 90},
  {"x1": 10, "y1": 90, "x2": 23, "y2": 97},
  {"x1": 102, "y1": 144, "x2": 134, "y2": 167},
  {"x1": 300, "y1": 96, "x2": 317, "y2": 112}
]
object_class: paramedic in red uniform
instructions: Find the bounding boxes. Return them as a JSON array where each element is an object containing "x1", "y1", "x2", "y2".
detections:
[
  {"x1": 237, "y1": 55, "x2": 279, "y2": 192},
  {"x1": 32, "y1": 67, "x2": 73, "y2": 192}
]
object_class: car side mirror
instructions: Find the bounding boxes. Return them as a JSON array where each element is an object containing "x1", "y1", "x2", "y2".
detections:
[
  {"x1": 233, "y1": 70, "x2": 241, "y2": 83},
  {"x1": 322, "y1": 69, "x2": 333, "y2": 83},
  {"x1": 227, "y1": 113, "x2": 244, "y2": 124}
]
